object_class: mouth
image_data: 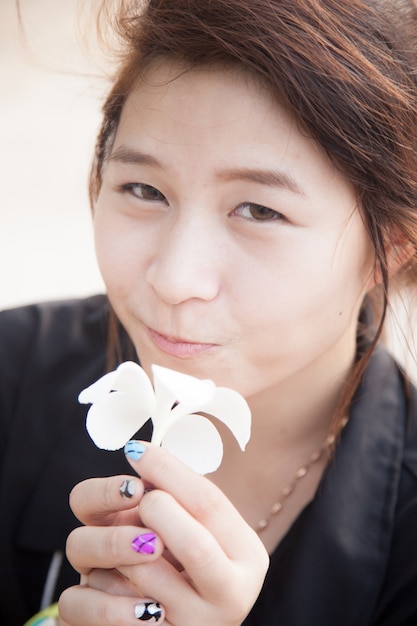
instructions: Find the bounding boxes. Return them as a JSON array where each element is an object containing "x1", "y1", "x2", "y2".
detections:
[{"x1": 146, "y1": 327, "x2": 218, "y2": 359}]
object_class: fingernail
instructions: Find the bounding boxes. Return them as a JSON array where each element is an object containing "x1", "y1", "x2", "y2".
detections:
[
  {"x1": 124, "y1": 441, "x2": 146, "y2": 461},
  {"x1": 134, "y1": 601, "x2": 163, "y2": 621},
  {"x1": 119, "y1": 479, "x2": 135, "y2": 499},
  {"x1": 132, "y1": 533, "x2": 157, "y2": 555}
]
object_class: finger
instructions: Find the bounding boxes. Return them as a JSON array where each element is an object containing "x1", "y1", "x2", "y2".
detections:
[
  {"x1": 88, "y1": 560, "x2": 201, "y2": 625},
  {"x1": 119, "y1": 553, "x2": 258, "y2": 626},
  {"x1": 138, "y1": 488, "x2": 247, "y2": 604},
  {"x1": 87, "y1": 568, "x2": 139, "y2": 596},
  {"x1": 66, "y1": 525, "x2": 164, "y2": 575},
  {"x1": 70, "y1": 476, "x2": 144, "y2": 526},
  {"x1": 59, "y1": 586, "x2": 166, "y2": 625},
  {"x1": 124, "y1": 442, "x2": 263, "y2": 559},
  {"x1": 118, "y1": 558, "x2": 200, "y2": 625}
]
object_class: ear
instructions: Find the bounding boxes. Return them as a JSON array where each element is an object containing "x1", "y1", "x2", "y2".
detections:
[{"x1": 373, "y1": 226, "x2": 414, "y2": 285}]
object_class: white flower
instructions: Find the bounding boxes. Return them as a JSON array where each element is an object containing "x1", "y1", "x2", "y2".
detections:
[{"x1": 79, "y1": 362, "x2": 252, "y2": 474}]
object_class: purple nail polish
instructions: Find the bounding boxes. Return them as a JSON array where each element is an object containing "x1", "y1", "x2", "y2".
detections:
[{"x1": 132, "y1": 533, "x2": 157, "y2": 554}]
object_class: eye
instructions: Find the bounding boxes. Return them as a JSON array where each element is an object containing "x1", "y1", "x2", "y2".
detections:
[
  {"x1": 121, "y1": 183, "x2": 167, "y2": 203},
  {"x1": 233, "y1": 202, "x2": 285, "y2": 222}
]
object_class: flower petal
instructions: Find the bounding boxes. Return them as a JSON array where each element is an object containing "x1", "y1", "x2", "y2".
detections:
[
  {"x1": 79, "y1": 361, "x2": 155, "y2": 409},
  {"x1": 198, "y1": 388, "x2": 251, "y2": 451},
  {"x1": 86, "y1": 392, "x2": 151, "y2": 450},
  {"x1": 114, "y1": 362, "x2": 155, "y2": 406},
  {"x1": 160, "y1": 413, "x2": 223, "y2": 474},
  {"x1": 152, "y1": 365, "x2": 216, "y2": 408},
  {"x1": 78, "y1": 370, "x2": 119, "y2": 404}
]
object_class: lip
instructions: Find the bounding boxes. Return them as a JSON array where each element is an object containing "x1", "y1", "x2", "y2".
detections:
[{"x1": 146, "y1": 327, "x2": 217, "y2": 359}]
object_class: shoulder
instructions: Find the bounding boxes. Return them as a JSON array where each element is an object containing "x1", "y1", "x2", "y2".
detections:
[
  {"x1": 0, "y1": 294, "x2": 109, "y2": 362},
  {"x1": 369, "y1": 358, "x2": 417, "y2": 624},
  {"x1": 360, "y1": 346, "x2": 417, "y2": 510},
  {"x1": 395, "y1": 374, "x2": 417, "y2": 525},
  {"x1": 404, "y1": 380, "x2": 417, "y2": 471},
  {"x1": 0, "y1": 295, "x2": 110, "y2": 445}
]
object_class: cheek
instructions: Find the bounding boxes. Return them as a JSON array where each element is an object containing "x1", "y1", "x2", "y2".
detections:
[
  {"x1": 93, "y1": 214, "x2": 136, "y2": 296},
  {"x1": 239, "y1": 233, "x2": 371, "y2": 343},
  {"x1": 306, "y1": 221, "x2": 374, "y2": 310},
  {"x1": 93, "y1": 225, "x2": 115, "y2": 287}
]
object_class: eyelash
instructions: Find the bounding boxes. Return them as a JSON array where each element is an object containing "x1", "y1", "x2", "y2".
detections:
[
  {"x1": 119, "y1": 183, "x2": 167, "y2": 203},
  {"x1": 232, "y1": 203, "x2": 285, "y2": 222},
  {"x1": 118, "y1": 183, "x2": 285, "y2": 222}
]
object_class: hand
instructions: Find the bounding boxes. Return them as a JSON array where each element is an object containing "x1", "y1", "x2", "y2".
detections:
[{"x1": 59, "y1": 442, "x2": 269, "y2": 625}]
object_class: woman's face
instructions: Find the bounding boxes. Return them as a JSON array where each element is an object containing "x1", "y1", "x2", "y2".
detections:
[{"x1": 94, "y1": 63, "x2": 374, "y2": 401}]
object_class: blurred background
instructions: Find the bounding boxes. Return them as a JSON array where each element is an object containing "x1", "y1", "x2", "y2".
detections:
[{"x1": 0, "y1": 0, "x2": 105, "y2": 310}]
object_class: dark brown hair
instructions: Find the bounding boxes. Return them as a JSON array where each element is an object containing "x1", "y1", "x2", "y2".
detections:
[{"x1": 92, "y1": 0, "x2": 417, "y2": 433}]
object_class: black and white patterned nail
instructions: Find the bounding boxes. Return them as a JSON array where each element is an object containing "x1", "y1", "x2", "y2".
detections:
[
  {"x1": 119, "y1": 479, "x2": 135, "y2": 499},
  {"x1": 134, "y1": 601, "x2": 163, "y2": 622}
]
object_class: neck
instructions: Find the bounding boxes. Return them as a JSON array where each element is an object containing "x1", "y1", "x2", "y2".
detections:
[
  {"x1": 252, "y1": 363, "x2": 350, "y2": 446},
  {"x1": 211, "y1": 337, "x2": 356, "y2": 550},
  {"x1": 223, "y1": 335, "x2": 355, "y2": 463}
]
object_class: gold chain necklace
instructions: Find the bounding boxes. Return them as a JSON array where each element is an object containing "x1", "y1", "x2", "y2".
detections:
[{"x1": 256, "y1": 417, "x2": 348, "y2": 533}]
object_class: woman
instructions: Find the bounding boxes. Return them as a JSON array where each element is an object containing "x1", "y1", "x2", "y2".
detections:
[{"x1": 2, "y1": 0, "x2": 417, "y2": 624}]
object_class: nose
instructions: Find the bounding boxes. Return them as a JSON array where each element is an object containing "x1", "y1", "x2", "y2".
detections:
[{"x1": 145, "y1": 216, "x2": 221, "y2": 305}]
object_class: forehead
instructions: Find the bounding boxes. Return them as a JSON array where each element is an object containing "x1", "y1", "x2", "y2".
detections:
[
  {"x1": 116, "y1": 61, "x2": 307, "y2": 159},
  {"x1": 113, "y1": 62, "x2": 349, "y2": 193},
  {"x1": 125, "y1": 63, "x2": 275, "y2": 118}
]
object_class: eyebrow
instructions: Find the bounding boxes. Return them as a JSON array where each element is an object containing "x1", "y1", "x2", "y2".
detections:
[
  {"x1": 109, "y1": 146, "x2": 161, "y2": 168},
  {"x1": 215, "y1": 167, "x2": 305, "y2": 196},
  {"x1": 109, "y1": 146, "x2": 305, "y2": 196}
]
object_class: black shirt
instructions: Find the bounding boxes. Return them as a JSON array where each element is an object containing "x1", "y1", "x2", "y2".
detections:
[{"x1": 0, "y1": 296, "x2": 416, "y2": 625}]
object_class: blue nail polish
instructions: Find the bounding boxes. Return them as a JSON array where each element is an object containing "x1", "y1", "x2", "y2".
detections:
[{"x1": 124, "y1": 440, "x2": 146, "y2": 461}]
